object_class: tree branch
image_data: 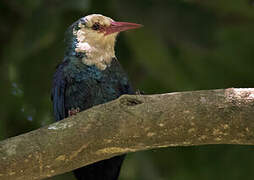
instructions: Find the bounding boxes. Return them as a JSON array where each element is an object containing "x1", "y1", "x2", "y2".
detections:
[{"x1": 1, "y1": 88, "x2": 254, "y2": 180}]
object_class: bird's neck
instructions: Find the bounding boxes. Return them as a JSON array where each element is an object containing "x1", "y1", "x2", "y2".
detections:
[
  {"x1": 64, "y1": 25, "x2": 117, "y2": 71},
  {"x1": 64, "y1": 24, "x2": 82, "y2": 57}
]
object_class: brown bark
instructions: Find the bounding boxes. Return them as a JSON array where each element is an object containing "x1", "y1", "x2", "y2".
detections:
[{"x1": 1, "y1": 88, "x2": 254, "y2": 180}]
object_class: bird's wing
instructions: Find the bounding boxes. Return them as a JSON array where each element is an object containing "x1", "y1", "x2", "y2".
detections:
[
  {"x1": 51, "y1": 59, "x2": 92, "y2": 121},
  {"x1": 51, "y1": 62, "x2": 67, "y2": 121}
]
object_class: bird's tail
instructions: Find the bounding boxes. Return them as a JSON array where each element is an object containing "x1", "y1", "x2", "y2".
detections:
[{"x1": 73, "y1": 155, "x2": 125, "y2": 180}]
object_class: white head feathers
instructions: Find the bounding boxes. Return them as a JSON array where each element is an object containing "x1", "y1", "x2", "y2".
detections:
[{"x1": 73, "y1": 14, "x2": 118, "y2": 70}]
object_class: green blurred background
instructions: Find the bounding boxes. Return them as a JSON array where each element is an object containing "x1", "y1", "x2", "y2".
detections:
[{"x1": 1, "y1": 0, "x2": 254, "y2": 179}]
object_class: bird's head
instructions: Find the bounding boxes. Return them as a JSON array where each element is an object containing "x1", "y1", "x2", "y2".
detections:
[{"x1": 66, "y1": 14, "x2": 142, "y2": 70}]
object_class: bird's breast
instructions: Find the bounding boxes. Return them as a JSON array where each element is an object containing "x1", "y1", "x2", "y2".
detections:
[{"x1": 64, "y1": 64, "x2": 125, "y2": 113}]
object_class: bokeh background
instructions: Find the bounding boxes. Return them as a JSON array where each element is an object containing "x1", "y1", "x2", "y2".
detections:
[{"x1": 1, "y1": 0, "x2": 254, "y2": 179}]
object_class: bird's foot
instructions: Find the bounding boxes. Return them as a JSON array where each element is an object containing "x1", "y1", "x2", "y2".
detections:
[
  {"x1": 68, "y1": 107, "x2": 80, "y2": 117},
  {"x1": 135, "y1": 89, "x2": 145, "y2": 95}
]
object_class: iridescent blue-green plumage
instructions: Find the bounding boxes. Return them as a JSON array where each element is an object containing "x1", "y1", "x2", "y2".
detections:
[
  {"x1": 51, "y1": 16, "x2": 134, "y2": 180},
  {"x1": 52, "y1": 57, "x2": 133, "y2": 121}
]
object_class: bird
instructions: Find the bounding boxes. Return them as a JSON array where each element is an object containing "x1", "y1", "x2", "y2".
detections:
[{"x1": 51, "y1": 14, "x2": 142, "y2": 180}]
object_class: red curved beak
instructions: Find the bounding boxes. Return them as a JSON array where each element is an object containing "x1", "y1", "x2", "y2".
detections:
[{"x1": 104, "y1": 21, "x2": 143, "y2": 35}]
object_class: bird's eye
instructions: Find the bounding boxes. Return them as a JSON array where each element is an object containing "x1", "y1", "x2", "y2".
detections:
[{"x1": 92, "y1": 23, "x2": 100, "y2": 30}]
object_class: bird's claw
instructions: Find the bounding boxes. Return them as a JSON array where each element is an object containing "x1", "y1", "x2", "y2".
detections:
[
  {"x1": 135, "y1": 89, "x2": 145, "y2": 95},
  {"x1": 68, "y1": 107, "x2": 80, "y2": 117}
]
